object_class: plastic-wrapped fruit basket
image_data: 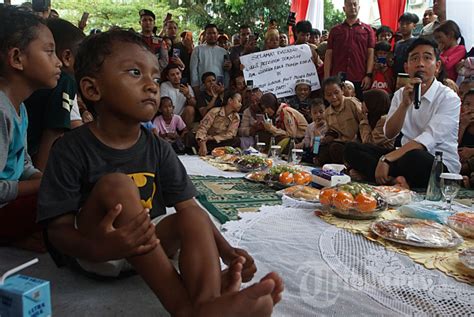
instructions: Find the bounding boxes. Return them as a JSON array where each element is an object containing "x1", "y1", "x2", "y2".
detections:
[
  {"x1": 319, "y1": 182, "x2": 388, "y2": 220},
  {"x1": 234, "y1": 155, "x2": 271, "y2": 173},
  {"x1": 447, "y1": 212, "x2": 474, "y2": 238},
  {"x1": 264, "y1": 165, "x2": 312, "y2": 189}
]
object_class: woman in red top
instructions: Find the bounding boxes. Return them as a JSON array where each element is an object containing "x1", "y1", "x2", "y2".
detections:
[{"x1": 434, "y1": 20, "x2": 466, "y2": 82}]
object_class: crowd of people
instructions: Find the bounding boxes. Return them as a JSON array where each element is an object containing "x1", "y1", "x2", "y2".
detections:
[{"x1": 0, "y1": 0, "x2": 473, "y2": 315}]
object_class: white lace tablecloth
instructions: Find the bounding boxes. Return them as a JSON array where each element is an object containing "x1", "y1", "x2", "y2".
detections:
[
  {"x1": 222, "y1": 205, "x2": 474, "y2": 316},
  {"x1": 179, "y1": 155, "x2": 245, "y2": 178}
]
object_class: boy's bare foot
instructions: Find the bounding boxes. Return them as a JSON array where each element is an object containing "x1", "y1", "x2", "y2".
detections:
[
  {"x1": 198, "y1": 272, "x2": 283, "y2": 317},
  {"x1": 394, "y1": 176, "x2": 410, "y2": 189},
  {"x1": 221, "y1": 256, "x2": 244, "y2": 294},
  {"x1": 260, "y1": 272, "x2": 284, "y2": 304},
  {"x1": 202, "y1": 282, "x2": 273, "y2": 317}
]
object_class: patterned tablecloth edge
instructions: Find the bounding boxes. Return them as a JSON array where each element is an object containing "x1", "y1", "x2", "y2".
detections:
[{"x1": 317, "y1": 210, "x2": 474, "y2": 285}]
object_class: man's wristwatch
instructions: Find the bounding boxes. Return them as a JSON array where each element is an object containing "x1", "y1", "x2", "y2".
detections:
[
  {"x1": 379, "y1": 155, "x2": 391, "y2": 164},
  {"x1": 365, "y1": 72, "x2": 373, "y2": 77}
]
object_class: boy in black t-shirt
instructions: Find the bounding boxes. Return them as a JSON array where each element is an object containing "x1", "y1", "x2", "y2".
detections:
[
  {"x1": 25, "y1": 18, "x2": 85, "y2": 171},
  {"x1": 38, "y1": 30, "x2": 283, "y2": 316}
]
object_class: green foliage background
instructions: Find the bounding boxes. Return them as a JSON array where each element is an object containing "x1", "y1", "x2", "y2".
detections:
[{"x1": 51, "y1": 0, "x2": 344, "y2": 37}]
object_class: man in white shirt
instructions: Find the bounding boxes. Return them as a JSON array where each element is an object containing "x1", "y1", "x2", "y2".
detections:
[
  {"x1": 344, "y1": 38, "x2": 461, "y2": 189},
  {"x1": 190, "y1": 24, "x2": 231, "y2": 92},
  {"x1": 381, "y1": 37, "x2": 460, "y2": 188},
  {"x1": 160, "y1": 64, "x2": 196, "y2": 127}
]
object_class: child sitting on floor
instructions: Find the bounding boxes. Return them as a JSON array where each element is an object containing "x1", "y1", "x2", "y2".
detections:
[
  {"x1": 284, "y1": 79, "x2": 313, "y2": 122},
  {"x1": 319, "y1": 76, "x2": 364, "y2": 165},
  {"x1": 153, "y1": 96, "x2": 187, "y2": 153},
  {"x1": 37, "y1": 29, "x2": 283, "y2": 315},
  {"x1": 297, "y1": 99, "x2": 327, "y2": 163},
  {"x1": 24, "y1": 18, "x2": 85, "y2": 171},
  {"x1": 0, "y1": 6, "x2": 62, "y2": 249},
  {"x1": 194, "y1": 91, "x2": 242, "y2": 156}
]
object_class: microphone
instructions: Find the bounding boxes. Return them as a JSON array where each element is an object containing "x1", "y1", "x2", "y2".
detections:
[{"x1": 413, "y1": 71, "x2": 423, "y2": 110}]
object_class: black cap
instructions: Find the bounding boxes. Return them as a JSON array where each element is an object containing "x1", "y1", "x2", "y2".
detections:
[{"x1": 139, "y1": 9, "x2": 155, "y2": 20}]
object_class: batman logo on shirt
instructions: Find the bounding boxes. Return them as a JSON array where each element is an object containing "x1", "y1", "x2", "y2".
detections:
[{"x1": 127, "y1": 172, "x2": 156, "y2": 209}]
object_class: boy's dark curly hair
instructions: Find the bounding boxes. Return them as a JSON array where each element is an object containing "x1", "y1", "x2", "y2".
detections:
[
  {"x1": 0, "y1": 4, "x2": 45, "y2": 75},
  {"x1": 46, "y1": 18, "x2": 85, "y2": 56},
  {"x1": 74, "y1": 29, "x2": 153, "y2": 114}
]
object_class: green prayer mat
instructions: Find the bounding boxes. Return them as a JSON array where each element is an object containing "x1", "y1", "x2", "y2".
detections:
[{"x1": 190, "y1": 176, "x2": 282, "y2": 224}]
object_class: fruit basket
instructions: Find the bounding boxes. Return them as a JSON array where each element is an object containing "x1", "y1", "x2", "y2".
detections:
[
  {"x1": 234, "y1": 155, "x2": 272, "y2": 173},
  {"x1": 447, "y1": 212, "x2": 474, "y2": 238},
  {"x1": 319, "y1": 182, "x2": 387, "y2": 220},
  {"x1": 211, "y1": 146, "x2": 241, "y2": 157},
  {"x1": 264, "y1": 165, "x2": 312, "y2": 189}
]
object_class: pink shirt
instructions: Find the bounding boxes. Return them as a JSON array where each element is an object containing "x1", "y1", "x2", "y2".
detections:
[
  {"x1": 440, "y1": 45, "x2": 466, "y2": 81},
  {"x1": 153, "y1": 115, "x2": 186, "y2": 135}
]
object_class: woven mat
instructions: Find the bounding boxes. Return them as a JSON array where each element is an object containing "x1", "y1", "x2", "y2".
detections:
[
  {"x1": 317, "y1": 209, "x2": 474, "y2": 285},
  {"x1": 190, "y1": 176, "x2": 281, "y2": 224}
]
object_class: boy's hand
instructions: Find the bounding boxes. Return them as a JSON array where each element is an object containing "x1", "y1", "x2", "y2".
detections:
[
  {"x1": 93, "y1": 204, "x2": 159, "y2": 261},
  {"x1": 263, "y1": 120, "x2": 273, "y2": 131},
  {"x1": 215, "y1": 82, "x2": 225, "y2": 95},
  {"x1": 82, "y1": 111, "x2": 94, "y2": 123},
  {"x1": 223, "y1": 247, "x2": 257, "y2": 282},
  {"x1": 179, "y1": 84, "x2": 190, "y2": 96}
]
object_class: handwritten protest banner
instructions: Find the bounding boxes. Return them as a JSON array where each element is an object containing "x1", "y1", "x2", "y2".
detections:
[{"x1": 240, "y1": 44, "x2": 320, "y2": 98}]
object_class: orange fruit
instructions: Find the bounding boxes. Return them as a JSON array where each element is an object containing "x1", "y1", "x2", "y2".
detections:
[
  {"x1": 293, "y1": 172, "x2": 307, "y2": 185},
  {"x1": 319, "y1": 188, "x2": 336, "y2": 205},
  {"x1": 355, "y1": 193, "x2": 377, "y2": 213},
  {"x1": 301, "y1": 172, "x2": 312, "y2": 184},
  {"x1": 333, "y1": 191, "x2": 355, "y2": 210},
  {"x1": 212, "y1": 148, "x2": 225, "y2": 157},
  {"x1": 279, "y1": 171, "x2": 294, "y2": 185}
]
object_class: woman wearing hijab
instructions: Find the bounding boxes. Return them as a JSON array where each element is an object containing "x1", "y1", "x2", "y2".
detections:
[{"x1": 344, "y1": 89, "x2": 395, "y2": 181}]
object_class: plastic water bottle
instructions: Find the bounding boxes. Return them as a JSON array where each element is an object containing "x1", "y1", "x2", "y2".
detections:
[
  {"x1": 313, "y1": 136, "x2": 321, "y2": 154},
  {"x1": 426, "y1": 151, "x2": 443, "y2": 201}
]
